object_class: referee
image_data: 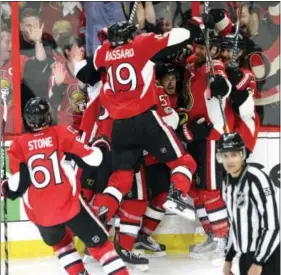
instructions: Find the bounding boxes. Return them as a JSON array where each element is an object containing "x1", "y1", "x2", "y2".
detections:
[{"x1": 216, "y1": 133, "x2": 280, "y2": 275}]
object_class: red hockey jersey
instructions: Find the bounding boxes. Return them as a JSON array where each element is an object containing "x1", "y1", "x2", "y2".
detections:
[
  {"x1": 93, "y1": 29, "x2": 191, "y2": 119},
  {"x1": 232, "y1": 68, "x2": 260, "y2": 152},
  {"x1": 7, "y1": 125, "x2": 102, "y2": 226},
  {"x1": 184, "y1": 58, "x2": 235, "y2": 140}
]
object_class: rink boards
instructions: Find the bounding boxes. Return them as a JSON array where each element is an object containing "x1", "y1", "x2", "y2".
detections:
[{"x1": 1, "y1": 132, "x2": 280, "y2": 259}]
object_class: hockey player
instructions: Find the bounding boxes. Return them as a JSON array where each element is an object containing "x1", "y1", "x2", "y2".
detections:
[
  {"x1": 217, "y1": 133, "x2": 280, "y2": 275},
  {"x1": 92, "y1": 21, "x2": 198, "y2": 223},
  {"x1": 1, "y1": 97, "x2": 129, "y2": 275},
  {"x1": 180, "y1": 33, "x2": 236, "y2": 261},
  {"x1": 73, "y1": 30, "x2": 150, "y2": 271},
  {"x1": 134, "y1": 63, "x2": 183, "y2": 257},
  {"x1": 220, "y1": 33, "x2": 260, "y2": 154}
]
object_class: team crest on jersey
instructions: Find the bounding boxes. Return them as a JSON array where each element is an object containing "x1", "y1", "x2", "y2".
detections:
[
  {"x1": 68, "y1": 89, "x2": 87, "y2": 114},
  {"x1": 236, "y1": 191, "x2": 247, "y2": 208},
  {"x1": 1, "y1": 78, "x2": 13, "y2": 106}
]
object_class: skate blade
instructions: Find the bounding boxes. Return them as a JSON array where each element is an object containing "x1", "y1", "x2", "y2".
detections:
[
  {"x1": 134, "y1": 249, "x2": 166, "y2": 258},
  {"x1": 126, "y1": 263, "x2": 149, "y2": 272},
  {"x1": 163, "y1": 201, "x2": 196, "y2": 221}
]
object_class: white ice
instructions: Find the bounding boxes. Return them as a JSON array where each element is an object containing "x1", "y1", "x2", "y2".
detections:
[{"x1": 1, "y1": 254, "x2": 240, "y2": 275}]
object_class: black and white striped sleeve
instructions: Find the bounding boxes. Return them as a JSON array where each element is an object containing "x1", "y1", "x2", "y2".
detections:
[{"x1": 250, "y1": 168, "x2": 280, "y2": 265}]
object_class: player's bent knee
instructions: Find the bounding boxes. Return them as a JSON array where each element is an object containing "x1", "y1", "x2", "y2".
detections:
[
  {"x1": 52, "y1": 227, "x2": 73, "y2": 251},
  {"x1": 108, "y1": 170, "x2": 134, "y2": 196},
  {"x1": 167, "y1": 153, "x2": 197, "y2": 174}
]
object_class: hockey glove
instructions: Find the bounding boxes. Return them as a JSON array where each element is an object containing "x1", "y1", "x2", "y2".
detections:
[
  {"x1": 92, "y1": 135, "x2": 111, "y2": 152},
  {"x1": 176, "y1": 108, "x2": 189, "y2": 126},
  {"x1": 225, "y1": 67, "x2": 244, "y2": 89},
  {"x1": 202, "y1": 9, "x2": 225, "y2": 30},
  {"x1": 1, "y1": 179, "x2": 9, "y2": 199},
  {"x1": 229, "y1": 87, "x2": 255, "y2": 116},
  {"x1": 182, "y1": 118, "x2": 213, "y2": 142},
  {"x1": 210, "y1": 75, "x2": 229, "y2": 99}
]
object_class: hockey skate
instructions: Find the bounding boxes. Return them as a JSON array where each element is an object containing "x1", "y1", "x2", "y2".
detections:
[
  {"x1": 134, "y1": 232, "x2": 166, "y2": 257},
  {"x1": 189, "y1": 234, "x2": 217, "y2": 260},
  {"x1": 210, "y1": 236, "x2": 227, "y2": 266},
  {"x1": 163, "y1": 184, "x2": 196, "y2": 221},
  {"x1": 115, "y1": 242, "x2": 149, "y2": 272}
]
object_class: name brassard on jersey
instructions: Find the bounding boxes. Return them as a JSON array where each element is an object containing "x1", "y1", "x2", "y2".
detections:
[{"x1": 105, "y1": 48, "x2": 135, "y2": 61}]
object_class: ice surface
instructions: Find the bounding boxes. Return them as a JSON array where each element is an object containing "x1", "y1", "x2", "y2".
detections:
[{"x1": 1, "y1": 254, "x2": 240, "y2": 275}]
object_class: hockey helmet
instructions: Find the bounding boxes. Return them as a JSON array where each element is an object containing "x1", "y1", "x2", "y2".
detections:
[
  {"x1": 194, "y1": 31, "x2": 222, "y2": 47},
  {"x1": 216, "y1": 132, "x2": 246, "y2": 162},
  {"x1": 155, "y1": 62, "x2": 179, "y2": 82},
  {"x1": 221, "y1": 33, "x2": 246, "y2": 50},
  {"x1": 24, "y1": 97, "x2": 52, "y2": 132},
  {"x1": 107, "y1": 21, "x2": 137, "y2": 47}
]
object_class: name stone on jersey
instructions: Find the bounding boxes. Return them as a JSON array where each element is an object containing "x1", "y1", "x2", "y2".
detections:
[
  {"x1": 105, "y1": 49, "x2": 135, "y2": 61},
  {"x1": 28, "y1": 137, "x2": 54, "y2": 151}
]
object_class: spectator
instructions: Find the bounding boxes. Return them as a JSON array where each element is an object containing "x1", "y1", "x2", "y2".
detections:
[
  {"x1": 83, "y1": 2, "x2": 126, "y2": 55},
  {"x1": 19, "y1": 7, "x2": 56, "y2": 58},
  {"x1": 49, "y1": 37, "x2": 88, "y2": 130},
  {"x1": 0, "y1": 24, "x2": 49, "y2": 133},
  {"x1": 240, "y1": 2, "x2": 280, "y2": 125}
]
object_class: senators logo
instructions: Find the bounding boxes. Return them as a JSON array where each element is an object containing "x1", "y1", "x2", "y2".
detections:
[
  {"x1": 1, "y1": 78, "x2": 13, "y2": 106},
  {"x1": 69, "y1": 90, "x2": 87, "y2": 114}
]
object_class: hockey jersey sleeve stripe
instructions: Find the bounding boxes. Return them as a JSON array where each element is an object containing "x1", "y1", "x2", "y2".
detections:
[
  {"x1": 73, "y1": 60, "x2": 87, "y2": 77},
  {"x1": 140, "y1": 60, "x2": 155, "y2": 99},
  {"x1": 7, "y1": 163, "x2": 31, "y2": 199},
  {"x1": 167, "y1": 28, "x2": 190, "y2": 47},
  {"x1": 81, "y1": 147, "x2": 103, "y2": 167},
  {"x1": 93, "y1": 45, "x2": 102, "y2": 70}
]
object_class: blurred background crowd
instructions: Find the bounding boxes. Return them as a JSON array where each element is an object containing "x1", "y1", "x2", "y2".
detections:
[{"x1": 0, "y1": 1, "x2": 280, "y2": 135}]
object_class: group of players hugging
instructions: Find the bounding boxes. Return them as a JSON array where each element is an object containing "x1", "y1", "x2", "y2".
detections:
[{"x1": 1, "y1": 7, "x2": 260, "y2": 275}]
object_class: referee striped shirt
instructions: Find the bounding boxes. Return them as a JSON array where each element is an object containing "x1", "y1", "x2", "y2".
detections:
[{"x1": 223, "y1": 164, "x2": 280, "y2": 265}]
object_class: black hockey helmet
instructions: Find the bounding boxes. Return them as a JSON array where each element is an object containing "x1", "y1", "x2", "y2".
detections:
[
  {"x1": 155, "y1": 62, "x2": 179, "y2": 81},
  {"x1": 24, "y1": 97, "x2": 52, "y2": 132},
  {"x1": 194, "y1": 31, "x2": 222, "y2": 47},
  {"x1": 221, "y1": 33, "x2": 246, "y2": 50},
  {"x1": 107, "y1": 21, "x2": 137, "y2": 47},
  {"x1": 216, "y1": 132, "x2": 246, "y2": 162}
]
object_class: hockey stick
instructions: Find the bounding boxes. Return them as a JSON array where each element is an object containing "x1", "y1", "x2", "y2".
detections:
[
  {"x1": 230, "y1": 3, "x2": 242, "y2": 68},
  {"x1": 128, "y1": 1, "x2": 138, "y2": 24},
  {"x1": 1, "y1": 92, "x2": 9, "y2": 275},
  {"x1": 200, "y1": 2, "x2": 230, "y2": 133}
]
